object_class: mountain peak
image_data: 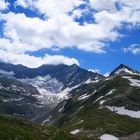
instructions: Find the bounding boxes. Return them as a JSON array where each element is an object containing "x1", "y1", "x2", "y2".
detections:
[
  {"x1": 119, "y1": 64, "x2": 128, "y2": 67},
  {"x1": 110, "y1": 64, "x2": 140, "y2": 76}
]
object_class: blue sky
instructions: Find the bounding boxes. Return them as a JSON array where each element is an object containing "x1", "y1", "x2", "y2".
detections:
[{"x1": 0, "y1": 0, "x2": 140, "y2": 75}]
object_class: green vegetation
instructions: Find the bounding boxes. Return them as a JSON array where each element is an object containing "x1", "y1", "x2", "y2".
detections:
[
  {"x1": 0, "y1": 114, "x2": 48, "y2": 140},
  {"x1": 49, "y1": 76, "x2": 140, "y2": 139},
  {"x1": 1, "y1": 75, "x2": 140, "y2": 139},
  {"x1": 0, "y1": 114, "x2": 96, "y2": 140}
]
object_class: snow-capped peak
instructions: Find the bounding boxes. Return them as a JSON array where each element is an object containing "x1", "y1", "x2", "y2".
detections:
[{"x1": 110, "y1": 64, "x2": 140, "y2": 76}]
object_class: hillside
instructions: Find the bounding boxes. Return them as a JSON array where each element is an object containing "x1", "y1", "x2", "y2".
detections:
[
  {"x1": 0, "y1": 63, "x2": 140, "y2": 139},
  {"x1": 45, "y1": 65, "x2": 140, "y2": 139},
  {"x1": 0, "y1": 114, "x2": 95, "y2": 140}
]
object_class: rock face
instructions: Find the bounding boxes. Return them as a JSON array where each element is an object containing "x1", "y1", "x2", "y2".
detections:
[
  {"x1": 0, "y1": 74, "x2": 45, "y2": 120},
  {"x1": 0, "y1": 62, "x2": 104, "y2": 121},
  {"x1": 0, "y1": 62, "x2": 104, "y2": 106}
]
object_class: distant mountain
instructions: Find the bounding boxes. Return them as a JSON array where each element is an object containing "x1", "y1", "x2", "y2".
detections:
[
  {"x1": 0, "y1": 62, "x2": 104, "y2": 122},
  {"x1": 0, "y1": 62, "x2": 103, "y2": 85},
  {"x1": 110, "y1": 64, "x2": 140, "y2": 76},
  {"x1": 0, "y1": 62, "x2": 104, "y2": 106}
]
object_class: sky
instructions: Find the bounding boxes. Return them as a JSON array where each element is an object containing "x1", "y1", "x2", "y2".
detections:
[{"x1": 0, "y1": 0, "x2": 140, "y2": 75}]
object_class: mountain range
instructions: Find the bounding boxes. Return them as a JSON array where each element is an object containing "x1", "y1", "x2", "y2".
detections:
[{"x1": 0, "y1": 62, "x2": 140, "y2": 140}]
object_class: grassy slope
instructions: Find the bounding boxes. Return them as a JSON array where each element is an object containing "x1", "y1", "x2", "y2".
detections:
[
  {"x1": 49, "y1": 76, "x2": 140, "y2": 139},
  {"x1": 0, "y1": 114, "x2": 95, "y2": 140},
  {"x1": 0, "y1": 114, "x2": 48, "y2": 140}
]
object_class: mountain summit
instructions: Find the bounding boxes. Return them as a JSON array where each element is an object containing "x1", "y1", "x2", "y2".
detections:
[{"x1": 110, "y1": 64, "x2": 140, "y2": 76}]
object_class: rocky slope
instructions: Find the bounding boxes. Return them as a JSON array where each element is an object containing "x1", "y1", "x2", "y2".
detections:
[
  {"x1": 1, "y1": 62, "x2": 140, "y2": 139},
  {"x1": 0, "y1": 62, "x2": 104, "y2": 106},
  {"x1": 0, "y1": 73, "x2": 52, "y2": 121},
  {"x1": 45, "y1": 64, "x2": 140, "y2": 140},
  {"x1": 0, "y1": 62, "x2": 104, "y2": 123}
]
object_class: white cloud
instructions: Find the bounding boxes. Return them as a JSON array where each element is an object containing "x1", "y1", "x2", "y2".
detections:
[
  {"x1": 15, "y1": 0, "x2": 85, "y2": 17},
  {"x1": 123, "y1": 44, "x2": 140, "y2": 55},
  {"x1": 104, "y1": 72, "x2": 110, "y2": 77},
  {"x1": 0, "y1": 49, "x2": 79, "y2": 68},
  {"x1": 88, "y1": 69, "x2": 110, "y2": 77},
  {"x1": 15, "y1": 0, "x2": 32, "y2": 8},
  {"x1": 10, "y1": 0, "x2": 140, "y2": 52},
  {"x1": 0, "y1": 0, "x2": 140, "y2": 67},
  {"x1": 89, "y1": 0, "x2": 118, "y2": 12},
  {"x1": 88, "y1": 69, "x2": 100, "y2": 73},
  {"x1": 0, "y1": 11, "x2": 119, "y2": 54},
  {"x1": 0, "y1": 0, "x2": 9, "y2": 10}
]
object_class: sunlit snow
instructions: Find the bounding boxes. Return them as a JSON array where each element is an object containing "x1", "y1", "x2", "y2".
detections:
[
  {"x1": 70, "y1": 129, "x2": 81, "y2": 135},
  {"x1": 100, "y1": 134, "x2": 118, "y2": 140},
  {"x1": 107, "y1": 106, "x2": 140, "y2": 118},
  {"x1": 115, "y1": 68, "x2": 138, "y2": 75},
  {"x1": 123, "y1": 76, "x2": 140, "y2": 87}
]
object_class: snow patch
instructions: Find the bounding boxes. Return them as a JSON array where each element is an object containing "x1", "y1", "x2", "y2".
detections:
[
  {"x1": 57, "y1": 87, "x2": 72, "y2": 100},
  {"x1": 94, "y1": 89, "x2": 116, "y2": 104},
  {"x1": 84, "y1": 78, "x2": 99, "y2": 84},
  {"x1": 94, "y1": 96, "x2": 104, "y2": 103},
  {"x1": 100, "y1": 100, "x2": 106, "y2": 105},
  {"x1": 20, "y1": 75, "x2": 63, "y2": 94},
  {"x1": 19, "y1": 75, "x2": 78, "y2": 105},
  {"x1": 105, "y1": 77, "x2": 111, "y2": 81},
  {"x1": 123, "y1": 76, "x2": 140, "y2": 87},
  {"x1": 106, "y1": 89, "x2": 116, "y2": 96},
  {"x1": 70, "y1": 129, "x2": 81, "y2": 135},
  {"x1": 107, "y1": 106, "x2": 140, "y2": 118},
  {"x1": 115, "y1": 68, "x2": 138, "y2": 75},
  {"x1": 78, "y1": 93, "x2": 90, "y2": 101},
  {"x1": 0, "y1": 69, "x2": 15, "y2": 76},
  {"x1": 100, "y1": 134, "x2": 118, "y2": 140},
  {"x1": 2, "y1": 98, "x2": 23, "y2": 103},
  {"x1": 58, "y1": 107, "x2": 64, "y2": 112},
  {"x1": 79, "y1": 106, "x2": 84, "y2": 110},
  {"x1": 19, "y1": 75, "x2": 64, "y2": 105},
  {"x1": 58, "y1": 102, "x2": 66, "y2": 112},
  {"x1": 41, "y1": 116, "x2": 52, "y2": 125},
  {"x1": 76, "y1": 120, "x2": 84, "y2": 125}
]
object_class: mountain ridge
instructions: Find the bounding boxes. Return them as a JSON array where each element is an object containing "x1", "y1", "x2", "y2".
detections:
[
  {"x1": 0, "y1": 62, "x2": 140, "y2": 139},
  {"x1": 0, "y1": 62, "x2": 104, "y2": 122},
  {"x1": 41, "y1": 64, "x2": 140, "y2": 139}
]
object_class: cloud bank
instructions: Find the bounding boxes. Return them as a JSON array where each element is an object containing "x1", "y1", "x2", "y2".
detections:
[{"x1": 0, "y1": 0, "x2": 140, "y2": 67}]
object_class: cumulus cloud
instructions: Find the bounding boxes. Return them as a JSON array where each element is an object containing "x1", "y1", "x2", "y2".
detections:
[
  {"x1": 89, "y1": 0, "x2": 117, "y2": 12},
  {"x1": 15, "y1": 0, "x2": 32, "y2": 8},
  {"x1": 0, "y1": 49, "x2": 79, "y2": 68},
  {"x1": 15, "y1": 0, "x2": 85, "y2": 17},
  {"x1": 123, "y1": 44, "x2": 140, "y2": 55},
  {"x1": 0, "y1": 0, "x2": 9, "y2": 10},
  {"x1": 104, "y1": 72, "x2": 110, "y2": 77},
  {"x1": 0, "y1": 0, "x2": 140, "y2": 67},
  {"x1": 88, "y1": 69, "x2": 110, "y2": 77},
  {"x1": 88, "y1": 69, "x2": 100, "y2": 73}
]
